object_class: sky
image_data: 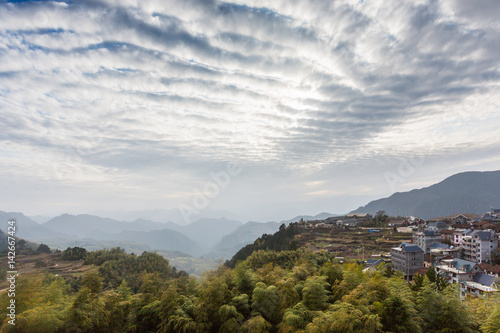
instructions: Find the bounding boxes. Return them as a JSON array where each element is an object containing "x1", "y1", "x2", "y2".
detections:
[{"x1": 1, "y1": 0, "x2": 499, "y2": 224}]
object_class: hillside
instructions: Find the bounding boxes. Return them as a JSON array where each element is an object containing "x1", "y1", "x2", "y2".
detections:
[
  {"x1": 0, "y1": 211, "x2": 65, "y2": 241},
  {"x1": 166, "y1": 218, "x2": 242, "y2": 251},
  {"x1": 351, "y1": 170, "x2": 500, "y2": 219},
  {"x1": 0, "y1": 229, "x2": 39, "y2": 252},
  {"x1": 43, "y1": 214, "x2": 171, "y2": 238},
  {"x1": 108, "y1": 229, "x2": 203, "y2": 256},
  {"x1": 209, "y1": 213, "x2": 338, "y2": 259},
  {"x1": 41, "y1": 214, "x2": 243, "y2": 254},
  {"x1": 208, "y1": 221, "x2": 281, "y2": 259}
]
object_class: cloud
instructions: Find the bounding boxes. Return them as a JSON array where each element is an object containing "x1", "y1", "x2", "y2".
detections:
[{"x1": 0, "y1": 0, "x2": 499, "y2": 216}]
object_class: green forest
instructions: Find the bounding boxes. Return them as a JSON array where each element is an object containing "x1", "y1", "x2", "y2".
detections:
[{"x1": 1, "y1": 245, "x2": 500, "y2": 333}]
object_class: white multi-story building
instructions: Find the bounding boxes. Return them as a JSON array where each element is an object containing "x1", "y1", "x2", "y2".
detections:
[
  {"x1": 453, "y1": 229, "x2": 472, "y2": 247},
  {"x1": 461, "y1": 230, "x2": 498, "y2": 264}
]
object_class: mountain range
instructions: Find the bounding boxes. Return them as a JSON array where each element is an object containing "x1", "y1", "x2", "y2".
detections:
[
  {"x1": 0, "y1": 210, "x2": 336, "y2": 259},
  {"x1": 351, "y1": 170, "x2": 500, "y2": 219},
  {"x1": 2, "y1": 169, "x2": 499, "y2": 264}
]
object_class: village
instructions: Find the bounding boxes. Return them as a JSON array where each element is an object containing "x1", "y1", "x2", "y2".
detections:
[{"x1": 298, "y1": 208, "x2": 500, "y2": 298}]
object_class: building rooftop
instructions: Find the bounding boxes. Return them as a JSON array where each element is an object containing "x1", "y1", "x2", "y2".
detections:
[
  {"x1": 478, "y1": 263, "x2": 500, "y2": 275},
  {"x1": 463, "y1": 280, "x2": 498, "y2": 292},
  {"x1": 393, "y1": 243, "x2": 424, "y2": 253},
  {"x1": 428, "y1": 222, "x2": 448, "y2": 228},
  {"x1": 474, "y1": 230, "x2": 495, "y2": 241},
  {"x1": 429, "y1": 242, "x2": 452, "y2": 250},
  {"x1": 366, "y1": 258, "x2": 384, "y2": 267},
  {"x1": 440, "y1": 258, "x2": 477, "y2": 273},
  {"x1": 473, "y1": 272, "x2": 499, "y2": 287}
]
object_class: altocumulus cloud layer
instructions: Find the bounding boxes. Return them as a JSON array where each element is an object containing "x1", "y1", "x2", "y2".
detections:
[{"x1": 0, "y1": 0, "x2": 500, "y2": 219}]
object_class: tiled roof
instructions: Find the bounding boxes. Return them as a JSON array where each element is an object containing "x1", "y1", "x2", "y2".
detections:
[
  {"x1": 428, "y1": 222, "x2": 448, "y2": 228},
  {"x1": 366, "y1": 259, "x2": 384, "y2": 267},
  {"x1": 478, "y1": 263, "x2": 500, "y2": 275},
  {"x1": 450, "y1": 258, "x2": 477, "y2": 272},
  {"x1": 399, "y1": 243, "x2": 424, "y2": 253},
  {"x1": 452, "y1": 224, "x2": 471, "y2": 229},
  {"x1": 429, "y1": 242, "x2": 450, "y2": 250},
  {"x1": 474, "y1": 230, "x2": 494, "y2": 241},
  {"x1": 473, "y1": 273, "x2": 499, "y2": 287}
]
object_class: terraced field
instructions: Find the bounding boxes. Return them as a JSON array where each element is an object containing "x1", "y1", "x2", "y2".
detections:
[{"x1": 295, "y1": 225, "x2": 412, "y2": 260}]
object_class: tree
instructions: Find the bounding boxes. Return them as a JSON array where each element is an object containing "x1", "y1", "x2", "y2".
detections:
[
  {"x1": 7, "y1": 306, "x2": 65, "y2": 333},
  {"x1": 251, "y1": 282, "x2": 280, "y2": 325},
  {"x1": 137, "y1": 299, "x2": 162, "y2": 332},
  {"x1": 319, "y1": 262, "x2": 343, "y2": 286},
  {"x1": 241, "y1": 315, "x2": 272, "y2": 333},
  {"x1": 62, "y1": 246, "x2": 87, "y2": 260},
  {"x1": 219, "y1": 305, "x2": 244, "y2": 333},
  {"x1": 232, "y1": 294, "x2": 251, "y2": 319},
  {"x1": 482, "y1": 305, "x2": 500, "y2": 333},
  {"x1": 36, "y1": 243, "x2": 51, "y2": 253},
  {"x1": 81, "y1": 271, "x2": 102, "y2": 295},
  {"x1": 305, "y1": 302, "x2": 382, "y2": 332},
  {"x1": 301, "y1": 276, "x2": 330, "y2": 311},
  {"x1": 490, "y1": 248, "x2": 500, "y2": 265},
  {"x1": 233, "y1": 262, "x2": 256, "y2": 296},
  {"x1": 66, "y1": 286, "x2": 106, "y2": 332},
  {"x1": 417, "y1": 281, "x2": 473, "y2": 332},
  {"x1": 380, "y1": 295, "x2": 421, "y2": 333},
  {"x1": 17, "y1": 239, "x2": 26, "y2": 250},
  {"x1": 279, "y1": 302, "x2": 313, "y2": 332}
]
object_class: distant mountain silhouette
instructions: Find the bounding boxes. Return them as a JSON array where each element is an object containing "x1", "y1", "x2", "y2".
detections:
[
  {"x1": 0, "y1": 211, "x2": 65, "y2": 241},
  {"x1": 0, "y1": 229, "x2": 39, "y2": 252},
  {"x1": 0, "y1": 209, "x2": 338, "y2": 261},
  {"x1": 209, "y1": 212, "x2": 337, "y2": 259},
  {"x1": 351, "y1": 170, "x2": 500, "y2": 219},
  {"x1": 166, "y1": 218, "x2": 242, "y2": 251},
  {"x1": 43, "y1": 214, "x2": 170, "y2": 238},
  {"x1": 108, "y1": 229, "x2": 203, "y2": 256}
]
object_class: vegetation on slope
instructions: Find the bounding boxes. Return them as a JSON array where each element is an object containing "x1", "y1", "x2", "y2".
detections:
[
  {"x1": 2, "y1": 245, "x2": 499, "y2": 332},
  {"x1": 225, "y1": 223, "x2": 300, "y2": 268}
]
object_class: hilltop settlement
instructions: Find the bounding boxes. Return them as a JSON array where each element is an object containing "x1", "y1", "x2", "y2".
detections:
[{"x1": 296, "y1": 208, "x2": 500, "y2": 298}]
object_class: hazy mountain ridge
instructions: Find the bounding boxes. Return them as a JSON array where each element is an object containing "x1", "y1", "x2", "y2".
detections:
[
  {"x1": 351, "y1": 170, "x2": 500, "y2": 219},
  {"x1": 0, "y1": 229, "x2": 39, "y2": 252},
  {"x1": 0, "y1": 210, "x2": 337, "y2": 260},
  {"x1": 108, "y1": 229, "x2": 203, "y2": 256},
  {"x1": 162, "y1": 218, "x2": 242, "y2": 251},
  {"x1": 208, "y1": 221, "x2": 281, "y2": 259},
  {"x1": 208, "y1": 212, "x2": 339, "y2": 259},
  {"x1": 0, "y1": 211, "x2": 65, "y2": 241},
  {"x1": 43, "y1": 214, "x2": 171, "y2": 238}
]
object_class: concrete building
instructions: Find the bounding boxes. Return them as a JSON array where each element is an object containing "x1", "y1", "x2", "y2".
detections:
[
  {"x1": 391, "y1": 243, "x2": 424, "y2": 280},
  {"x1": 462, "y1": 273, "x2": 499, "y2": 297},
  {"x1": 413, "y1": 230, "x2": 442, "y2": 254},
  {"x1": 435, "y1": 258, "x2": 479, "y2": 283},
  {"x1": 429, "y1": 243, "x2": 461, "y2": 260},
  {"x1": 427, "y1": 221, "x2": 448, "y2": 232},
  {"x1": 462, "y1": 229, "x2": 498, "y2": 264},
  {"x1": 435, "y1": 258, "x2": 498, "y2": 297},
  {"x1": 441, "y1": 229, "x2": 455, "y2": 244},
  {"x1": 453, "y1": 229, "x2": 472, "y2": 247}
]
